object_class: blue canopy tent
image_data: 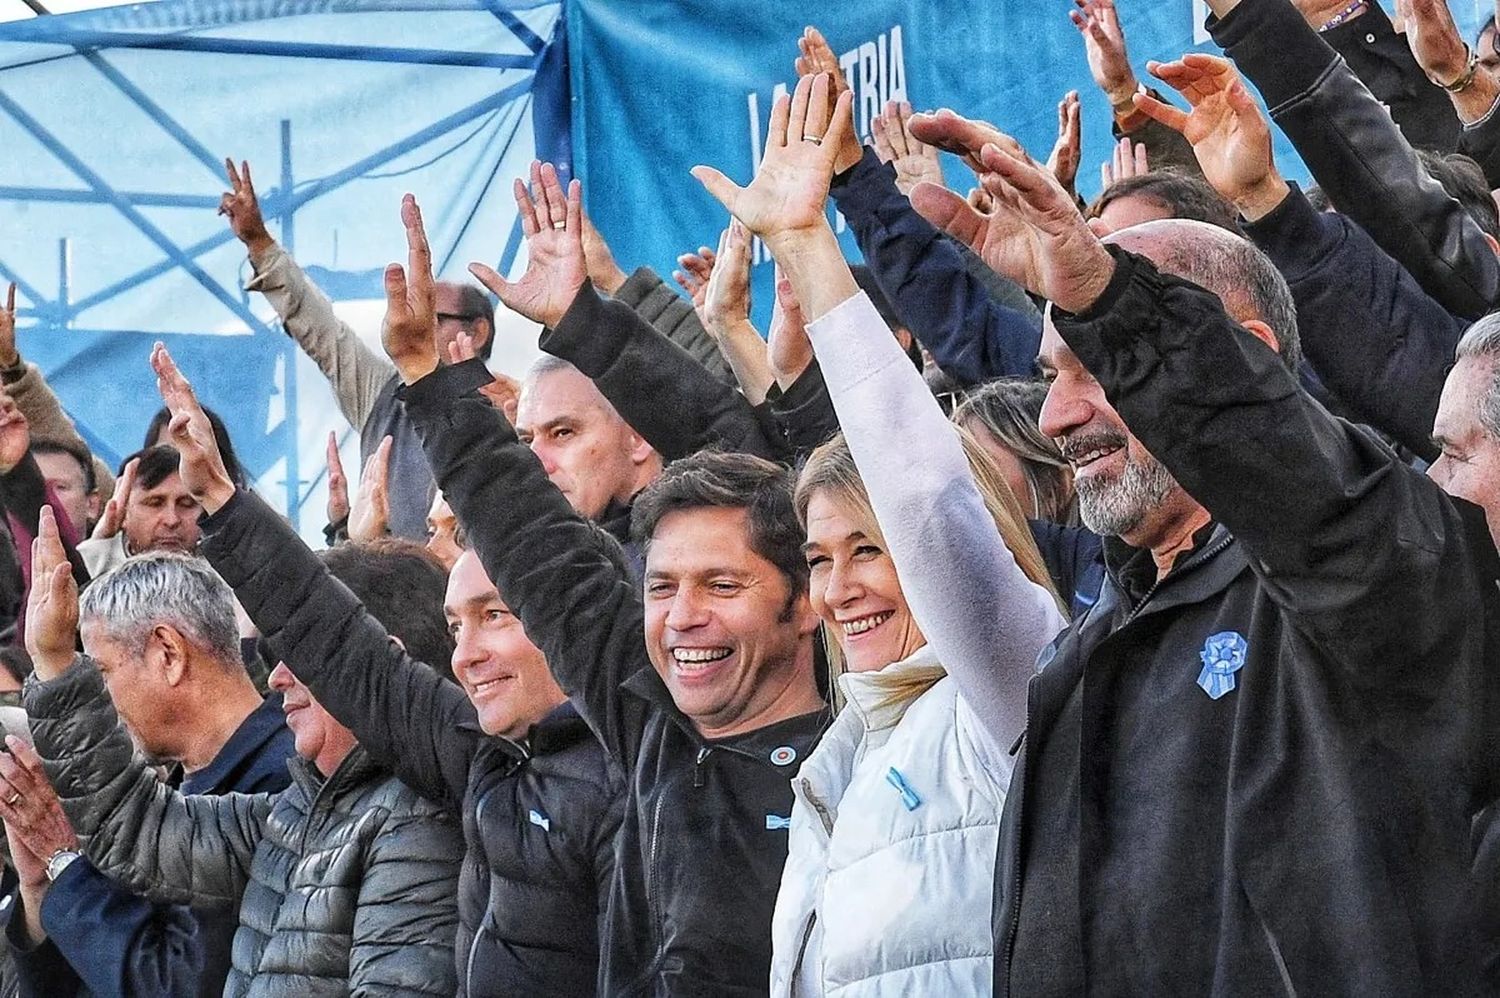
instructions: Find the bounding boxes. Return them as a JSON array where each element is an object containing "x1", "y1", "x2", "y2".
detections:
[{"x1": 0, "y1": 0, "x2": 566, "y2": 534}]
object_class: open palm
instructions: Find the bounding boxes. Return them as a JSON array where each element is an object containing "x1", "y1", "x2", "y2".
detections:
[{"x1": 470, "y1": 161, "x2": 585, "y2": 331}]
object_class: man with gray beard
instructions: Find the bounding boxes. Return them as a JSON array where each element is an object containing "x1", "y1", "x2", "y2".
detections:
[{"x1": 906, "y1": 108, "x2": 1499, "y2": 996}]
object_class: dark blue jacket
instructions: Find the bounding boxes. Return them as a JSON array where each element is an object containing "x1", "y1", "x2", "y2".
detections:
[
  {"x1": 1028, "y1": 520, "x2": 1105, "y2": 619},
  {"x1": 1242, "y1": 182, "x2": 1467, "y2": 462},
  {"x1": 6, "y1": 694, "x2": 294, "y2": 998},
  {"x1": 830, "y1": 146, "x2": 1042, "y2": 387}
]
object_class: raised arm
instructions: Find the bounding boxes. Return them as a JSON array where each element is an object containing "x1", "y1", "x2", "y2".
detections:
[
  {"x1": 919, "y1": 120, "x2": 1487, "y2": 683},
  {"x1": 222, "y1": 158, "x2": 394, "y2": 429},
  {"x1": 1137, "y1": 52, "x2": 1466, "y2": 459},
  {"x1": 150, "y1": 343, "x2": 480, "y2": 808},
  {"x1": 1205, "y1": 0, "x2": 1500, "y2": 320},
  {"x1": 392, "y1": 183, "x2": 656, "y2": 766},
  {"x1": 694, "y1": 72, "x2": 1067, "y2": 755}
]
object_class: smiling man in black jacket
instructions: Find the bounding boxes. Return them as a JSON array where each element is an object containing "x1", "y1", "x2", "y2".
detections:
[
  {"x1": 386, "y1": 166, "x2": 828, "y2": 996},
  {"x1": 146, "y1": 346, "x2": 622, "y2": 998},
  {"x1": 907, "y1": 111, "x2": 1500, "y2": 996}
]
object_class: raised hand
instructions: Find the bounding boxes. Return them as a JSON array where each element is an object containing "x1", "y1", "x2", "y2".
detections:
[
  {"x1": 326, "y1": 431, "x2": 350, "y2": 526},
  {"x1": 1138, "y1": 55, "x2": 1288, "y2": 219},
  {"x1": 348, "y1": 435, "x2": 392, "y2": 543},
  {"x1": 1100, "y1": 136, "x2": 1149, "y2": 189},
  {"x1": 693, "y1": 72, "x2": 854, "y2": 254},
  {"x1": 873, "y1": 100, "x2": 944, "y2": 196},
  {"x1": 907, "y1": 108, "x2": 1028, "y2": 176},
  {"x1": 446, "y1": 333, "x2": 520, "y2": 422},
  {"x1": 910, "y1": 134, "x2": 1116, "y2": 314},
  {"x1": 672, "y1": 244, "x2": 715, "y2": 317},
  {"x1": 768, "y1": 269, "x2": 814, "y2": 386},
  {"x1": 219, "y1": 159, "x2": 274, "y2": 257},
  {"x1": 90, "y1": 456, "x2": 137, "y2": 542},
  {"x1": 0, "y1": 390, "x2": 29, "y2": 476},
  {"x1": 795, "y1": 26, "x2": 864, "y2": 174},
  {"x1": 580, "y1": 207, "x2": 629, "y2": 296},
  {"x1": 150, "y1": 342, "x2": 236, "y2": 514},
  {"x1": 25, "y1": 505, "x2": 79, "y2": 680},
  {"x1": 0, "y1": 283, "x2": 19, "y2": 369},
  {"x1": 1046, "y1": 91, "x2": 1083, "y2": 199},
  {"x1": 703, "y1": 221, "x2": 754, "y2": 337},
  {"x1": 469, "y1": 162, "x2": 585, "y2": 332},
  {"x1": 381, "y1": 195, "x2": 440, "y2": 384},
  {"x1": 1070, "y1": 0, "x2": 1140, "y2": 113}
]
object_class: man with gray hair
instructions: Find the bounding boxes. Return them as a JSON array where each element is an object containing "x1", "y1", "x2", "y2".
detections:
[
  {"x1": 1430, "y1": 312, "x2": 1500, "y2": 546},
  {"x1": 3, "y1": 545, "x2": 293, "y2": 998}
]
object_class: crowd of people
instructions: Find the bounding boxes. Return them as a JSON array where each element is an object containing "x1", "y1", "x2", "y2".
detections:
[{"x1": 0, "y1": 0, "x2": 1493, "y2": 993}]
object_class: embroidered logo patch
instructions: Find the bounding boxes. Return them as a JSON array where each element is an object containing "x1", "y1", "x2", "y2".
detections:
[
  {"x1": 1197, "y1": 631, "x2": 1248, "y2": 700},
  {"x1": 765, "y1": 814, "x2": 792, "y2": 831},
  {"x1": 528, "y1": 809, "x2": 551, "y2": 831},
  {"x1": 770, "y1": 746, "x2": 797, "y2": 767}
]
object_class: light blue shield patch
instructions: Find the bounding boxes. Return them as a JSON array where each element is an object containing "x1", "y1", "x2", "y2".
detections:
[{"x1": 1197, "y1": 630, "x2": 1248, "y2": 700}]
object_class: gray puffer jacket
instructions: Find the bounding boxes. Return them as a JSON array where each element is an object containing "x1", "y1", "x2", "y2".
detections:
[{"x1": 23, "y1": 657, "x2": 463, "y2": 998}]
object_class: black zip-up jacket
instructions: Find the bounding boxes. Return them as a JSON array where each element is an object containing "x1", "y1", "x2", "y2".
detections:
[
  {"x1": 1210, "y1": 0, "x2": 1500, "y2": 321},
  {"x1": 403, "y1": 360, "x2": 830, "y2": 996},
  {"x1": 199, "y1": 488, "x2": 622, "y2": 997},
  {"x1": 994, "y1": 248, "x2": 1500, "y2": 996}
]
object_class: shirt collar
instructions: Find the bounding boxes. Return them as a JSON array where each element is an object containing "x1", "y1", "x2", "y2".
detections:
[{"x1": 182, "y1": 693, "x2": 289, "y2": 795}]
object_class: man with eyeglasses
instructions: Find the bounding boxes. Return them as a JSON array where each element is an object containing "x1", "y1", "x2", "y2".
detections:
[{"x1": 218, "y1": 158, "x2": 495, "y2": 541}]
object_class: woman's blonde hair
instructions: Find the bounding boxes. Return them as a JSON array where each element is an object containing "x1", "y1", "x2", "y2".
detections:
[{"x1": 794, "y1": 428, "x2": 1064, "y2": 709}]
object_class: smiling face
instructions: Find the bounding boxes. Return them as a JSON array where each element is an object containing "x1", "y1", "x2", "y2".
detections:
[
  {"x1": 643, "y1": 506, "x2": 820, "y2": 738},
  {"x1": 802, "y1": 490, "x2": 924, "y2": 673},
  {"x1": 444, "y1": 551, "x2": 566, "y2": 738},
  {"x1": 1037, "y1": 314, "x2": 1184, "y2": 545}
]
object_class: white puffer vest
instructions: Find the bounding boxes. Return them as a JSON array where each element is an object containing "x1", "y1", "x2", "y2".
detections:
[{"x1": 769, "y1": 644, "x2": 1009, "y2": 996}]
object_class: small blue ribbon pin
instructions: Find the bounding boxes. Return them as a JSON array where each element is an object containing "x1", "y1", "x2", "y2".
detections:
[
  {"x1": 765, "y1": 814, "x2": 792, "y2": 831},
  {"x1": 1197, "y1": 631, "x2": 1248, "y2": 700},
  {"x1": 885, "y1": 768, "x2": 923, "y2": 811}
]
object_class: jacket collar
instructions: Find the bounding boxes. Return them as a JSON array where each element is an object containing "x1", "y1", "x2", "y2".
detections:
[
  {"x1": 288, "y1": 744, "x2": 384, "y2": 804},
  {"x1": 598, "y1": 496, "x2": 635, "y2": 545},
  {"x1": 1095, "y1": 522, "x2": 1246, "y2": 627},
  {"x1": 620, "y1": 664, "x2": 831, "y2": 759},
  {"x1": 527, "y1": 700, "x2": 594, "y2": 755},
  {"x1": 837, "y1": 643, "x2": 943, "y2": 733},
  {"x1": 182, "y1": 693, "x2": 290, "y2": 796}
]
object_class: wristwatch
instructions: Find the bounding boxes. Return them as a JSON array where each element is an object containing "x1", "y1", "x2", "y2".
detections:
[{"x1": 44, "y1": 848, "x2": 80, "y2": 883}]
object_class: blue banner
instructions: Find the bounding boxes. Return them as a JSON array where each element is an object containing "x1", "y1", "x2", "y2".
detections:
[{"x1": 567, "y1": 0, "x2": 1487, "y2": 328}]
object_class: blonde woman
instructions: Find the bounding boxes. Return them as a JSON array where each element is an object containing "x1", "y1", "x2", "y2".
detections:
[{"x1": 696, "y1": 70, "x2": 1070, "y2": 994}]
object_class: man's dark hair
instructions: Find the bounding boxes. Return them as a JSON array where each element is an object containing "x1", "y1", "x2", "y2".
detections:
[
  {"x1": 319, "y1": 539, "x2": 456, "y2": 681},
  {"x1": 850, "y1": 264, "x2": 922, "y2": 373},
  {"x1": 118, "y1": 444, "x2": 182, "y2": 491},
  {"x1": 1416, "y1": 150, "x2": 1500, "y2": 240},
  {"x1": 33, "y1": 441, "x2": 95, "y2": 494},
  {"x1": 448, "y1": 283, "x2": 497, "y2": 360},
  {"x1": 143, "y1": 403, "x2": 247, "y2": 486},
  {"x1": 1089, "y1": 172, "x2": 1242, "y2": 235},
  {"x1": 630, "y1": 451, "x2": 807, "y2": 605}
]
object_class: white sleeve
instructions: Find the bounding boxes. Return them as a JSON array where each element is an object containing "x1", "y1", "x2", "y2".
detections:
[{"x1": 806, "y1": 292, "x2": 1066, "y2": 759}]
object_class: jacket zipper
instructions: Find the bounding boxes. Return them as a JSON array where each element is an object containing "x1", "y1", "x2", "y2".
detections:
[
  {"x1": 464, "y1": 790, "x2": 491, "y2": 994},
  {"x1": 1000, "y1": 673, "x2": 1038, "y2": 996},
  {"x1": 1123, "y1": 533, "x2": 1234, "y2": 627},
  {"x1": 1003, "y1": 531, "x2": 1237, "y2": 990},
  {"x1": 692, "y1": 746, "x2": 710, "y2": 788},
  {"x1": 645, "y1": 779, "x2": 668, "y2": 962}
]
